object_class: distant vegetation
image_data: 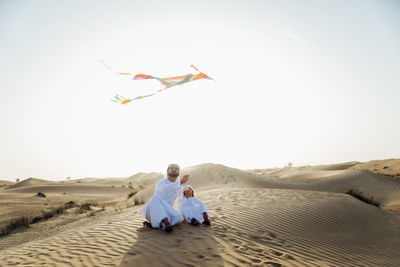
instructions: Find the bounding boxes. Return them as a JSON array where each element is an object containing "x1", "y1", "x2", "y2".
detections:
[
  {"x1": 127, "y1": 191, "x2": 137, "y2": 199},
  {"x1": 134, "y1": 196, "x2": 144, "y2": 205},
  {"x1": 344, "y1": 189, "x2": 380, "y2": 207},
  {"x1": 77, "y1": 201, "x2": 98, "y2": 214},
  {"x1": 0, "y1": 200, "x2": 101, "y2": 237}
]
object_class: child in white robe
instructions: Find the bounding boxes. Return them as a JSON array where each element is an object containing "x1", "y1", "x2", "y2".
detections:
[{"x1": 181, "y1": 185, "x2": 210, "y2": 226}]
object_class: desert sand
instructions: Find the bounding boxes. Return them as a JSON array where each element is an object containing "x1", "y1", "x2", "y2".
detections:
[{"x1": 1, "y1": 159, "x2": 400, "y2": 266}]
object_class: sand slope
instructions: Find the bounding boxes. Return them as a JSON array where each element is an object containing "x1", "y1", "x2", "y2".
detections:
[
  {"x1": 0, "y1": 180, "x2": 15, "y2": 187},
  {"x1": 121, "y1": 189, "x2": 400, "y2": 267},
  {"x1": 133, "y1": 163, "x2": 400, "y2": 212},
  {"x1": 352, "y1": 158, "x2": 400, "y2": 178},
  {"x1": 1, "y1": 160, "x2": 400, "y2": 266},
  {"x1": 1, "y1": 189, "x2": 399, "y2": 267},
  {"x1": 6, "y1": 177, "x2": 57, "y2": 189}
]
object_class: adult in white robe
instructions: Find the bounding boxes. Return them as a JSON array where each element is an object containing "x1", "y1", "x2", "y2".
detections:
[
  {"x1": 180, "y1": 185, "x2": 210, "y2": 225},
  {"x1": 142, "y1": 164, "x2": 188, "y2": 232}
]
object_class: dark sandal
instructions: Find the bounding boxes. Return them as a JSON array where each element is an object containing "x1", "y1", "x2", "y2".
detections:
[
  {"x1": 143, "y1": 221, "x2": 153, "y2": 228},
  {"x1": 164, "y1": 223, "x2": 173, "y2": 233},
  {"x1": 191, "y1": 218, "x2": 200, "y2": 226}
]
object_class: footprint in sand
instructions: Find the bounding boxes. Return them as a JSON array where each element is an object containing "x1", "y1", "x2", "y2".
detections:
[
  {"x1": 264, "y1": 262, "x2": 282, "y2": 267},
  {"x1": 284, "y1": 254, "x2": 295, "y2": 260},
  {"x1": 277, "y1": 239, "x2": 286, "y2": 245},
  {"x1": 237, "y1": 258, "x2": 248, "y2": 264},
  {"x1": 271, "y1": 251, "x2": 283, "y2": 257},
  {"x1": 250, "y1": 235, "x2": 261, "y2": 240},
  {"x1": 268, "y1": 233, "x2": 277, "y2": 238}
]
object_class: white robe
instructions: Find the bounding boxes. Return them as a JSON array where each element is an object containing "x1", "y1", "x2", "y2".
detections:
[
  {"x1": 181, "y1": 196, "x2": 209, "y2": 223},
  {"x1": 142, "y1": 177, "x2": 183, "y2": 229}
]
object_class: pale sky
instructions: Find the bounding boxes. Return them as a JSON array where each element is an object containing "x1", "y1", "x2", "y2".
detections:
[{"x1": 1, "y1": 0, "x2": 399, "y2": 181}]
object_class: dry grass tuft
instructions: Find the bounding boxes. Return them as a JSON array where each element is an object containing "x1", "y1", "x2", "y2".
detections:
[
  {"x1": 133, "y1": 196, "x2": 144, "y2": 205},
  {"x1": 345, "y1": 189, "x2": 380, "y2": 207},
  {"x1": 0, "y1": 200, "x2": 80, "y2": 237},
  {"x1": 127, "y1": 191, "x2": 137, "y2": 199},
  {"x1": 77, "y1": 201, "x2": 98, "y2": 214}
]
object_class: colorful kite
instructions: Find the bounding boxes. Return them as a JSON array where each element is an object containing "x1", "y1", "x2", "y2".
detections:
[{"x1": 99, "y1": 61, "x2": 213, "y2": 104}]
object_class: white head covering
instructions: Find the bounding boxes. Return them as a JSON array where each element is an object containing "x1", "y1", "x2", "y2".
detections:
[
  {"x1": 167, "y1": 163, "x2": 180, "y2": 171},
  {"x1": 183, "y1": 185, "x2": 193, "y2": 192},
  {"x1": 177, "y1": 185, "x2": 194, "y2": 214}
]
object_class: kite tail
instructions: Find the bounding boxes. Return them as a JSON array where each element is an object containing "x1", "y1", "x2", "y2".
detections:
[
  {"x1": 111, "y1": 94, "x2": 132, "y2": 104},
  {"x1": 112, "y1": 87, "x2": 167, "y2": 104},
  {"x1": 98, "y1": 59, "x2": 134, "y2": 77},
  {"x1": 190, "y1": 64, "x2": 200, "y2": 72},
  {"x1": 190, "y1": 64, "x2": 214, "y2": 80},
  {"x1": 98, "y1": 59, "x2": 112, "y2": 71},
  {"x1": 133, "y1": 74, "x2": 153, "y2": 80}
]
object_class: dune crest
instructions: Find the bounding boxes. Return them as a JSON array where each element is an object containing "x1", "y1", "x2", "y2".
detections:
[{"x1": 6, "y1": 177, "x2": 56, "y2": 189}]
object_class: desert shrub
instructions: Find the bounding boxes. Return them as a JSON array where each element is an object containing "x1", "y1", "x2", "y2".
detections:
[
  {"x1": 64, "y1": 201, "x2": 77, "y2": 209},
  {"x1": 35, "y1": 192, "x2": 46, "y2": 198},
  {"x1": 345, "y1": 189, "x2": 380, "y2": 207},
  {"x1": 133, "y1": 196, "x2": 144, "y2": 205},
  {"x1": 31, "y1": 215, "x2": 42, "y2": 224},
  {"x1": 77, "y1": 201, "x2": 98, "y2": 214},
  {"x1": 0, "y1": 216, "x2": 31, "y2": 236},
  {"x1": 0, "y1": 200, "x2": 98, "y2": 236},
  {"x1": 127, "y1": 191, "x2": 137, "y2": 199},
  {"x1": 78, "y1": 203, "x2": 91, "y2": 213},
  {"x1": 87, "y1": 211, "x2": 96, "y2": 217},
  {"x1": 41, "y1": 206, "x2": 65, "y2": 219}
]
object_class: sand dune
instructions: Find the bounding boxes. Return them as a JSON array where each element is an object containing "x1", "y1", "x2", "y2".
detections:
[
  {"x1": 122, "y1": 188, "x2": 400, "y2": 267},
  {"x1": 133, "y1": 163, "x2": 400, "y2": 212},
  {"x1": 0, "y1": 180, "x2": 15, "y2": 187},
  {"x1": 1, "y1": 159, "x2": 400, "y2": 266},
  {"x1": 6, "y1": 177, "x2": 57, "y2": 189},
  {"x1": 352, "y1": 158, "x2": 400, "y2": 178}
]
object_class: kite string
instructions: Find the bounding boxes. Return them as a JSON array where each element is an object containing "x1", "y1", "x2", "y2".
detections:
[
  {"x1": 190, "y1": 64, "x2": 200, "y2": 72},
  {"x1": 98, "y1": 59, "x2": 134, "y2": 77},
  {"x1": 98, "y1": 59, "x2": 112, "y2": 71},
  {"x1": 100, "y1": 60, "x2": 201, "y2": 78}
]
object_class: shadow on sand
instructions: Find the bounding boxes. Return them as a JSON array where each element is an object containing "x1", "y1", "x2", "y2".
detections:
[{"x1": 119, "y1": 222, "x2": 223, "y2": 267}]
